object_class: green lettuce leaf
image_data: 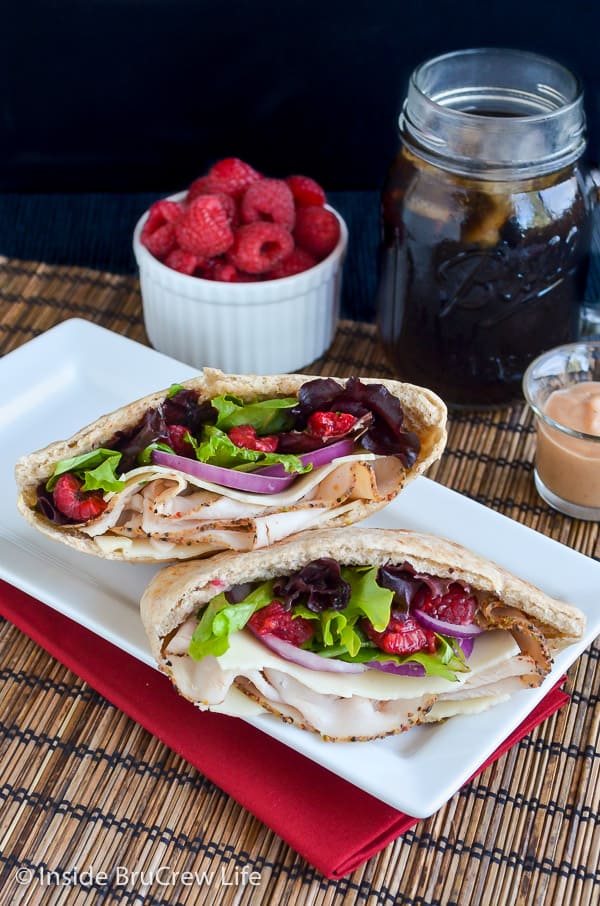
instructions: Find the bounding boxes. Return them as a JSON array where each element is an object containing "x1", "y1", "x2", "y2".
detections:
[
  {"x1": 211, "y1": 394, "x2": 297, "y2": 434},
  {"x1": 188, "y1": 581, "x2": 275, "y2": 661},
  {"x1": 189, "y1": 426, "x2": 310, "y2": 474},
  {"x1": 46, "y1": 448, "x2": 125, "y2": 493},
  {"x1": 136, "y1": 441, "x2": 176, "y2": 466},
  {"x1": 293, "y1": 567, "x2": 394, "y2": 658},
  {"x1": 341, "y1": 566, "x2": 393, "y2": 632}
]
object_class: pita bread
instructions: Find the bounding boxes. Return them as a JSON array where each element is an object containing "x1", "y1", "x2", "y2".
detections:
[
  {"x1": 140, "y1": 527, "x2": 585, "y2": 741},
  {"x1": 15, "y1": 369, "x2": 447, "y2": 562}
]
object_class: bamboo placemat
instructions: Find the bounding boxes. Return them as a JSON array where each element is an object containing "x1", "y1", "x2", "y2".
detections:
[{"x1": 0, "y1": 256, "x2": 598, "y2": 905}]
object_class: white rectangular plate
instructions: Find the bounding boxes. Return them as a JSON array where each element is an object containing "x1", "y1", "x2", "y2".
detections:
[{"x1": 2, "y1": 318, "x2": 598, "y2": 818}]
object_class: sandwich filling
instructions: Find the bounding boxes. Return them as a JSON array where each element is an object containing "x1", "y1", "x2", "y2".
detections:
[
  {"x1": 33, "y1": 377, "x2": 422, "y2": 559},
  {"x1": 159, "y1": 556, "x2": 553, "y2": 740}
]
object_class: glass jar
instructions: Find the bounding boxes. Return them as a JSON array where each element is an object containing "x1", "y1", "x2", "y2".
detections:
[{"x1": 377, "y1": 48, "x2": 598, "y2": 408}]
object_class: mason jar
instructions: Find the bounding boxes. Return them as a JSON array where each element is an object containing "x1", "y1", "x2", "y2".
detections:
[{"x1": 377, "y1": 48, "x2": 598, "y2": 408}]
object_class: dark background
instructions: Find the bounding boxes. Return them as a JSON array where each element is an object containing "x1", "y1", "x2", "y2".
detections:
[
  {"x1": 2, "y1": 1, "x2": 600, "y2": 318},
  {"x1": 4, "y1": 0, "x2": 600, "y2": 192}
]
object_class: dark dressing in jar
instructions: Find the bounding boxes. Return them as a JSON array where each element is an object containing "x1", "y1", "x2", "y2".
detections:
[{"x1": 377, "y1": 49, "x2": 595, "y2": 408}]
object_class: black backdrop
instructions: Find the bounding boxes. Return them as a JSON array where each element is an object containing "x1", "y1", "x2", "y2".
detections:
[{"x1": 4, "y1": 0, "x2": 600, "y2": 193}]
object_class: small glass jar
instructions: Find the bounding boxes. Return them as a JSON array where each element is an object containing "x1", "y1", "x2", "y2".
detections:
[
  {"x1": 377, "y1": 48, "x2": 598, "y2": 408},
  {"x1": 523, "y1": 341, "x2": 600, "y2": 520}
]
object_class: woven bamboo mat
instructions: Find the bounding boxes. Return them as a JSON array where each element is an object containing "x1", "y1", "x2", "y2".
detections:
[{"x1": 0, "y1": 256, "x2": 598, "y2": 905}]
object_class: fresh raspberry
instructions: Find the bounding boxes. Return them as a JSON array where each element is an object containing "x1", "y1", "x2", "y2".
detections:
[
  {"x1": 249, "y1": 601, "x2": 314, "y2": 646},
  {"x1": 206, "y1": 157, "x2": 261, "y2": 198},
  {"x1": 143, "y1": 199, "x2": 183, "y2": 233},
  {"x1": 362, "y1": 614, "x2": 437, "y2": 656},
  {"x1": 52, "y1": 474, "x2": 107, "y2": 522},
  {"x1": 416, "y1": 584, "x2": 478, "y2": 625},
  {"x1": 229, "y1": 222, "x2": 294, "y2": 275},
  {"x1": 175, "y1": 195, "x2": 234, "y2": 257},
  {"x1": 215, "y1": 192, "x2": 238, "y2": 224},
  {"x1": 286, "y1": 174, "x2": 327, "y2": 207},
  {"x1": 186, "y1": 175, "x2": 218, "y2": 202},
  {"x1": 186, "y1": 180, "x2": 238, "y2": 223},
  {"x1": 293, "y1": 206, "x2": 341, "y2": 259},
  {"x1": 141, "y1": 222, "x2": 177, "y2": 260},
  {"x1": 268, "y1": 248, "x2": 317, "y2": 279},
  {"x1": 211, "y1": 261, "x2": 257, "y2": 283},
  {"x1": 228, "y1": 424, "x2": 279, "y2": 452},
  {"x1": 241, "y1": 178, "x2": 295, "y2": 230},
  {"x1": 167, "y1": 424, "x2": 195, "y2": 456},
  {"x1": 307, "y1": 411, "x2": 358, "y2": 439},
  {"x1": 163, "y1": 248, "x2": 199, "y2": 275},
  {"x1": 141, "y1": 199, "x2": 184, "y2": 259}
]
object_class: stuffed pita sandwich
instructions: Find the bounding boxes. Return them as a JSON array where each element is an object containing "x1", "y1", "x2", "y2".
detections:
[
  {"x1": 15, "y1": 369, "x2": 446, "y2": 562},
  {"x1": 140, "y1": 527, "x2": 585, "y2": 741}
]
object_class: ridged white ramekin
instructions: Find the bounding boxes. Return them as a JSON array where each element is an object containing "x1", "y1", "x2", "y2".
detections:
[{"x1": 133, "y1": 194, "x2": 348, "y2": 374}]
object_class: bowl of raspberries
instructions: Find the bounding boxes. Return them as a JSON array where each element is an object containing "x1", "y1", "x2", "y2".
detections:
[{"x1": 133, "y1": 157, "x2": 348, "y2": 374}]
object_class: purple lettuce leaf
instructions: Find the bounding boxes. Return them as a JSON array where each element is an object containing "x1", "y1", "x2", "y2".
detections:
[
  {"x1": 288, "y1": 377, "x2": 421, "y2": 468},
  {"x1": 273, "y1": 558, "x2": 351, "y2": 613}
]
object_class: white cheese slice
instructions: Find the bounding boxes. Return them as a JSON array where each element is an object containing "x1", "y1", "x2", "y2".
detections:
[
  {"x1": 94, "y1": 535, "x2": 217, "y2": 559},
  {"x1": 425, "y1": 693, "x2": 511, "y2": 721},
  {"x1": 213, "y1": 629, "x2": 520, "y2": 700}
]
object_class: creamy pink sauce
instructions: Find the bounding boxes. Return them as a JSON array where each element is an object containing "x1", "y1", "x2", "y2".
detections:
[{"x1": 535, "y1": 381, "x2": 600, "y2": 507}]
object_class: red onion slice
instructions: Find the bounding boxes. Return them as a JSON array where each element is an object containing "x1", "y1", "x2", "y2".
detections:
[
  {"x1": 256, "y1": 438, "x2": 357, "y2": 478},
  {"x1": 413, "y1": 608, "x2": 484, "y2": 639},
  {"x1": 248, "y1": 628, "x2": 367, "y2": 673},
  {"x1": 365, "y1": 659, "x2": 426, "y2": 677},
  {"x1": 151, "y1": 450, "x2": 298, "y2": 494},
  {"x1": 459, "y1": 637, "x2": 474, "y2": 660},
  {"x1": 249, "y1": 627, "x2": 427, "y2": 677}
]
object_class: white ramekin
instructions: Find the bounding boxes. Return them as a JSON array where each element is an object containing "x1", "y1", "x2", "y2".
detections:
[{"x1": 133, "y1": 193, "x2": 348, "y2": 374}]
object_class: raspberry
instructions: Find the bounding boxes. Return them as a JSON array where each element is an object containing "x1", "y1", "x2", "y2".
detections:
[
  {"x1": 211, "y1": 261, "x2": 257, "y2": 283},
  {"x1": 229, "y1": 222, "x2": 294, "y2": 275},
  {"x1": 248, "y1": 601, "x2": 314, "y2": 646},
  {"x1": 141, "y1": 199, "x2": 184, "y2": 259},
  {"x1": 163, "y1": 248, "x2": 199, "y2": 275},
  {"x1": 241, "y1": 178, "x2": 295, "y2": 230},
  {"x1": 267, "y1": 248, "x2": 317, "y2": 279},
  {"x1": 416, "y1": 584, "x2": 478, "y2": 625},
  {"x1": 186, "y1": 180, "x2": 238, "y2": 223},
  {"x1": 166, "y1": 424, "x2": 195, "y2": 456},
  {"x1": 206, "y1": 157, "x2": 261, "y2": 198},
  {"x1": 52, "y1": 474, "x2": 107, "y2": 522},
  {"x1": 362, "y1": 614, "x2": 437, "y2": 656},
  {"x1": 143, "y1": 199, "x2": 183, "y2": 232},
  {"x1": 141, "y1": 222, "x2": 177, "y2": 259},
  {"x1": 228, "y1": 424, "x2": 278, "y2": 452},
  {"x1": 187, "y1": 175, "x2": 217, "y2": 202},
  {"x1": 215, "y1": 192, "x2": 238, "y2": 224},
  {"x1": 307, "y1": 411, "x2": 358, "y2": 438},
  {"x1": 286, "y1": 174, "x2": 327, "y2": 207},
  {"x1": 293, "y1": 206, "x2": 341, "y2": 259},
  {"x1": 175, "y1": 195, "x2": 234, "y2": 257}
]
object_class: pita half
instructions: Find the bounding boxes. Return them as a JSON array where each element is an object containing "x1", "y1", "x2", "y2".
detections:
[
  {"x1": 140, "y1": 527, "x2": 585, "y2": 741},
  {"x1": 15, "y1": 369, "x2": 446, "y2": 562}
]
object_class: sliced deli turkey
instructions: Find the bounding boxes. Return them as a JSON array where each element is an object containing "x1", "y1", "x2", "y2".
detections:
[
  {"x1": 15, "y1": 369, "x2": 446, "y2": 562},
  {"x1": 140, "y1": 527, "x2": 586, "y2": 741}
]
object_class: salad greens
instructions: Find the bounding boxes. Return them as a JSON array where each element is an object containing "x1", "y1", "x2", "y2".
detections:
[
  {"x1": 46, "y1": 448, "x2": 125, "y2": 494},
  {"x1": 47, "y1": 392, "x2": 310, "y2": 494},
  {"x1": 211, "y1": 393, "x2": 297, "y2": 434},
  {"x1": 186, "y1": 427, "x2": 309, "y2": 474},
  {"x1": 188, "y1": 567, "x2": 468, "y2": 681}
]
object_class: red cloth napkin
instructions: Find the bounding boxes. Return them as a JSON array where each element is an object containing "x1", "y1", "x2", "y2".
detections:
[{"x1": 0, "y1": 580, "x2": 568, "y2": 879}]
